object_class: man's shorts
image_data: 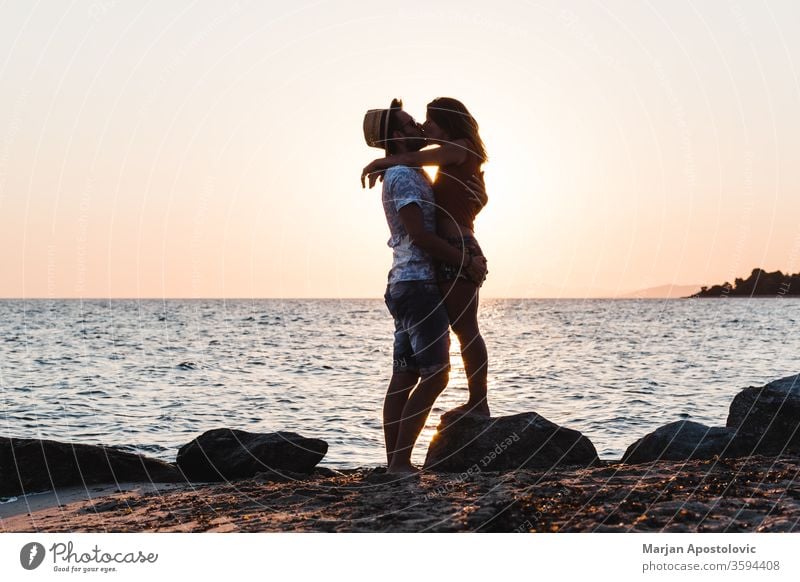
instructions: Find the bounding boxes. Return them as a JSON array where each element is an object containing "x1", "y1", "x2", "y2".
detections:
[{"x1": 384, "y1": 279, "x2": 451, "y2": 377}]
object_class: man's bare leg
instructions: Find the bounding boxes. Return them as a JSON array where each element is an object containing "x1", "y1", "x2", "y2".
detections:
[
  {"x1": 383, "y1": 371, "x2": 419, "y2": 467},
  {"x1": 387, "y1": 366, "x2": 449, "y2": 474}
]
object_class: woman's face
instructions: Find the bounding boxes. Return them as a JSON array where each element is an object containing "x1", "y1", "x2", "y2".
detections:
[{"x1": 422, "y1": 112, "x2": 448, "y2": 143}]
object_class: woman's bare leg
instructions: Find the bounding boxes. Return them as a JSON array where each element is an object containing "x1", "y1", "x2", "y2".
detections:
[{"x1": 439, "y1": 278, "x2": 490, "y2": 417}]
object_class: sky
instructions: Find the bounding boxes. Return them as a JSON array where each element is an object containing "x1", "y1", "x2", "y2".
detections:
[{"x1": 1, "y1": 0, "x2": 799, "y2": 298}]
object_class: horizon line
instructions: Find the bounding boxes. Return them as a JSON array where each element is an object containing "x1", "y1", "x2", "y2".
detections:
[{"x1": 0, "y1": 295, "x2": 726, "y2": 301}]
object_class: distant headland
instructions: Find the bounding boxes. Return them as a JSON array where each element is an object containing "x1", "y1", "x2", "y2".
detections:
[{"x1": 690, "y1": 267, "x2": 800, "y2": 298}]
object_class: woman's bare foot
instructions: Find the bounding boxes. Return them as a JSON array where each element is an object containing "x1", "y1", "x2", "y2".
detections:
[{"x1": 441, "y1": 401, "x2": 490, "y2": 422}]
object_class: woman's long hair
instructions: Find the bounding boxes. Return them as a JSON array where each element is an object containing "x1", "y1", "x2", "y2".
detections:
[{"x1": 426, "y1": 97, "x2": 488, "y2": 163}]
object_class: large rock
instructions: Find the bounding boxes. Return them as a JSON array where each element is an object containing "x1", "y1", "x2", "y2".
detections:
[
  {"x1": 621, "y1": 420, "x2": 755, "y2": 464},
  {"x1": 423, "y1": 412, "x2": 599, "y2": 473},
  {"x1": 726, "y1": 373, "x2": 800, "y2": 454},
  {"x1": 0, "y1": 437, "x2": 182, "y2": 497},
  {"x1": 176, "y1": 428, "x2": 328, "y2": 481}
]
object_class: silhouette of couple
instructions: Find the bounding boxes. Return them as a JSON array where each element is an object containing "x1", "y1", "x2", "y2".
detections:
[{"x1": 362, "y1": 98, "x2": 490, "y2": 474}]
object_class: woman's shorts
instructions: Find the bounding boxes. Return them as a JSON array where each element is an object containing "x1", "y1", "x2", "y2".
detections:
[{"x1": 436, "y1": 234, "x2": 486, "y2": 287}]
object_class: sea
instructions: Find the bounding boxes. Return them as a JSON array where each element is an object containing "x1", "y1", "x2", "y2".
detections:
[{"x1": 1, "y1": 298, "x2": 798, "y2": 469}]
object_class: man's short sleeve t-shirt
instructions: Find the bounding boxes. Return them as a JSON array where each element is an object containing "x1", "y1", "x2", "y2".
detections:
[{"x1": 381, "y1": 166, "x2": 437, "y2": 283}]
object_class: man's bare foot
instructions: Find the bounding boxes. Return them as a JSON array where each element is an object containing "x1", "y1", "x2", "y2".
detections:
[
  {"x1": 386, "y1": 462, "x2": 421, "y2": 475},
  {"x1": 441, "y1": 402, "x2": 491, "y2": 422}
]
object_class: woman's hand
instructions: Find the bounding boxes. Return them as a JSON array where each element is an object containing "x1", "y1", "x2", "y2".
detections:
[
  {"x1": 466, "y1": 171, "x2": 488, "y2": 211},
  {"x1": 361, "y1": 159, "x2": 388, "y2": 189},
  {"x1": 465, "y1": 255, "x2": 488, "y2": 286}
]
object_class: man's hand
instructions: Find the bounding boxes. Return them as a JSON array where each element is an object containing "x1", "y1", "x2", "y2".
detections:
[
  {"x1": 466, "y1": 171, "x2": 488, "y2": 211},
  {"x1": 465, "y1": 255, "x2": 488, "y2": 286},
  {"x1": 361, "y1": 160, "x2": 387, "y2": 189}
]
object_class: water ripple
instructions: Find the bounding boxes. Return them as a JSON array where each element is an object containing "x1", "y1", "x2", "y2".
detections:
[{"x1": 1, "y1": 298, "x2": 797, "y2": 466}]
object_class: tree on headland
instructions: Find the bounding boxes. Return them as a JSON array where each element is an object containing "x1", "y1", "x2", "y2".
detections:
[{"x1": 690, "y1": 268, "x2": 800, "y2": 297}]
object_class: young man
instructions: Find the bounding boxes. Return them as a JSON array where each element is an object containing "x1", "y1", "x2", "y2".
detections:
[{"x1": 363, "y1": 99, "x2": 488, "y2": 473}]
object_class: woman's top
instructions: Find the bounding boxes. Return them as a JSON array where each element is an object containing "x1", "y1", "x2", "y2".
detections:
[{"x1": 433, "y1": 149, "x2": 483, "y2": 232}]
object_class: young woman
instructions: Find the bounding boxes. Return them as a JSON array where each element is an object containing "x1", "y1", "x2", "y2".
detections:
[{"x1": 362, "y1": 97, "x2": 490, "y2": 419}]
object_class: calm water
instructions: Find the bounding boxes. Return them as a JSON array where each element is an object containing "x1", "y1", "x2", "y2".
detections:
[{"x1": 1, "y1": 298, "x2": 798, "y2": 468}]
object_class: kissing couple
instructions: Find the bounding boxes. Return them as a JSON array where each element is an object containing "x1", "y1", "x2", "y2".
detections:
[{"x1": 362, "y1": 97, "x2": 491, "y2": 474}]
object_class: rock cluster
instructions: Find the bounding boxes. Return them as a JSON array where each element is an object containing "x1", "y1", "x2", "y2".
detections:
[
  {"x1": 623, "y1": 373, "x2": 800, "y2": 464},
  {"x1": 2, "y1": 372, "x2": 797, "y2": 496},
  {"x1": 1, "y1": 428, "x2": 328, "y2": 497}
]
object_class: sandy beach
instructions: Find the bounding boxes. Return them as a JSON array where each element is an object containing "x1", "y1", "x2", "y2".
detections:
[{"x1": 3, "y1": 455, "x2": 798, "y2": 533}]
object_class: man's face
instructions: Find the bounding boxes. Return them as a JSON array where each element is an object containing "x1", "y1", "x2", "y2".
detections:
[{"x1": 392, "y1": 110, "x2": 426, "y2": 152}]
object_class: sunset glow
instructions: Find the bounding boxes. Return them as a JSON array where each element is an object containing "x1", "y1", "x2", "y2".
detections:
[{"x1": 1, "y1": 1, "x2": 798, "y2": 298}]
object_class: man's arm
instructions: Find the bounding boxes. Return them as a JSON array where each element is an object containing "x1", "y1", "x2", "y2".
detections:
[
  {"x1": 397, "y1": 203, "x2": 487, "y2": 283},
  {"x1": 466, "y1": 171, "x2": 488, "y2": 212}
]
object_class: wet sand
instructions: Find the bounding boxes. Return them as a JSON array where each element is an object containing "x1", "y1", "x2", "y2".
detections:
[{"x1": 2, "y1": 455, "x2": 799, "y2": 533}]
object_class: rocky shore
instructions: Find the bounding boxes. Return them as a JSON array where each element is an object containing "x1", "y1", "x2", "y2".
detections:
[
  {"x1": 3, "y1": 455, "x2": 799, "y2": 532},
  {"x1": 2, "y1": 373, "x2": 798, "y2": 533}
]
